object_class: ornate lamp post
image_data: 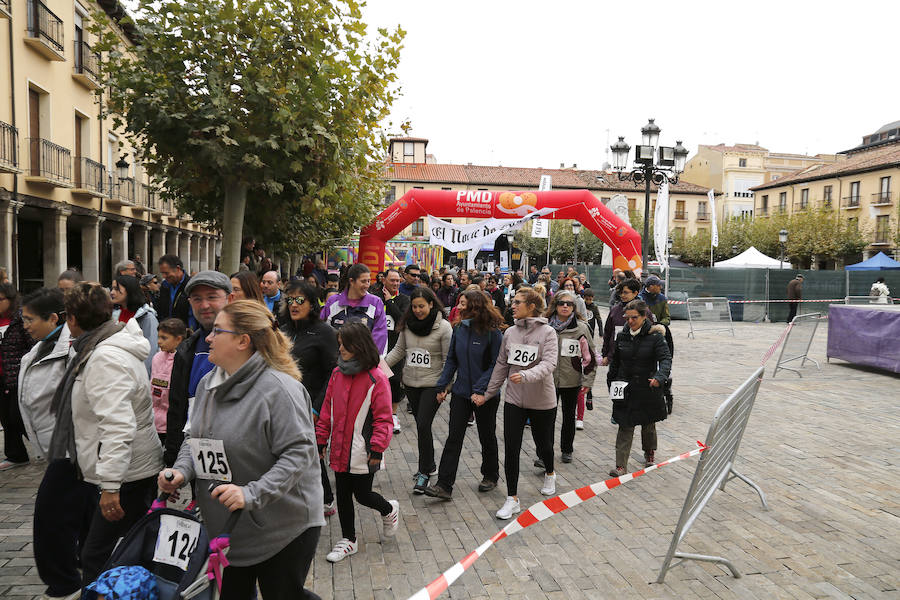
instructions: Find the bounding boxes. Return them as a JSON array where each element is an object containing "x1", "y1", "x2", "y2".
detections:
[
  {"x1": 779, "y1": 229, "x2": 788, "y2": 269},
  {"x1": 609, "y1": 119, "x2": 688, "y2": 273},
  {"x1": 571, "y1": 221, "x2": 581, "y2": 266}
]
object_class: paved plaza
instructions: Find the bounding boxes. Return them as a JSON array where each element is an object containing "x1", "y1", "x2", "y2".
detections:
[{"x1": 0, "y1": 313, "x2": 898, "y2": 599}]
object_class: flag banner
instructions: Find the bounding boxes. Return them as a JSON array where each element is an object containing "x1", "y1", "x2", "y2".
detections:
[
  {"x1": 654, "y1": 182, "x2": 670, "y2": 272},
  {"x1": 709, "y1": 188, "x2": 719, "y2": 248},
  {"x1": 539, "y1": 175, "x2": 552, "y2": 191},
  {"x1": 531, "y1": 218, "x2": 550, "y2": 238},
  {"x1": 428, "y1": 209, "x2": 557, "y2": 252}
]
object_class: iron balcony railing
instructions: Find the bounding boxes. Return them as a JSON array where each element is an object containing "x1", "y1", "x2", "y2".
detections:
[
  {"x1": 142, "y1": 184, "x2": 156, "y2": 210},
  {"x1": 696, "y1": 212, "x2": 709, "y2": 221},
  {"x1": 793, "y1": 199, "x2": 811, "y2": 212},
  {"x1": 27, "y1": 138, "x2": 71, "y2": 183},
  {"x1": 841, "y1": 195, "x2": 861, "y2": 209},
  {"x1": 874, "y1": 230, "x2": 890, "y2": 244},
  {"x1": 757, "y1": 205, "x2": 769, "y2": 216},
  {"x1": 820, "y1": 197, "x2": 834, "y2": 209},
  {"x1": 74, "y1": 156, "x2": 105, "y2": 193},
  {"x1": 74, "y1": 40, "x2": 100, "y2": 82},
  {"x1": 673, "y1": 210, "x2": 688, "y2": 220},
  {"x1": 871, "y1": 192, "x2": 893, "y2": 206},
  {"x1": 26, "y1": 0, "x2": 64, "y2": 54},
  {"x1": 113, "y1": 176, "x2": 136, "y2": 205},
  {"x1": 0, "y1": 0, "x2": 11, "y2": 16},
  {"x1": 0, "y1": 122, "x2": 18, "y2": 170},
  {"x1": 776, "y1": 205, "x2": 787, "y2": 215}
]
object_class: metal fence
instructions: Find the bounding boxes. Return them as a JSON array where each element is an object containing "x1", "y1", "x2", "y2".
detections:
[
  {"x1": 773, "y1": 313, "x2": 821, "y2": 378},
  {"x1": 657, "y1": 366, "x2": 768, "y2": 583},
  {"x1": 686, "y1": 297, "x2": 734, "y2": 338}
]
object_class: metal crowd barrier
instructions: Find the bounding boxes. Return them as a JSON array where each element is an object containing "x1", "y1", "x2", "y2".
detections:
[
  {"x1": 772, "y1": 313, "x2": 822, "y2": 378},
  {"x1": 686, "y1": 297, "x2": 735, "y2": 339},
  {"x1": 844, "y1": 295, "x2": 894, "y2": 305},
  {"x1": 657, "y1": 366, "x2": 768, "y2": 583}
]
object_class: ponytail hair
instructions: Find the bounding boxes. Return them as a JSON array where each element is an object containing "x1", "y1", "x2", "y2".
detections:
[{"x1": 221, "y1": 300, "x2": 302, "y2": 381}]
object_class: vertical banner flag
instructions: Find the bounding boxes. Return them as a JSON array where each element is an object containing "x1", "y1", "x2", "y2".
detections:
[
  {"x1": 708, "y1": 188, "x2": 719, "y2": 248},
  {"x1": 532, "y1": 175, "x2": 552, "y2": 239},
  {"x1": 654, "y1": 182, "x2": 670, "y2": 272}
]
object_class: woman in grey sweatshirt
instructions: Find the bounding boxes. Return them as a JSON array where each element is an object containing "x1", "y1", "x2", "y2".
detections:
[{"x1": 160, "y1": 300, "x2": 324, "y2": 598}]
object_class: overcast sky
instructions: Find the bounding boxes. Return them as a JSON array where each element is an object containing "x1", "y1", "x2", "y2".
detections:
[{"x1": 362, "y1": 0, "x2": 899, "y2": 169}]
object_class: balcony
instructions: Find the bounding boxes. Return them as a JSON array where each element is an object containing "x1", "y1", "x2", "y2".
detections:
[
  {"x1": 873, "y1": 231, "x2": 891, "y2": 245},
  {"x1": 110, "y1": 177, "x2": 136, "y2": 206},
  {"x1": 0, "y1": 122, "x2": 20, "y2": 174},
  {"x1": 820, "y1": 198, "x2": 834, "y2": 210},
  {"x1": 757, "y1": 206, "x2": 769, "y2": 217},
  {"x1": 71, "y1": 157, "x2": 106, "y2": 197},
  {"x1": 25, "y1": 138, "x2": 72, "y2": 186},
  {"x1": 25, "y1": 0, "x2": 65, "y2": 61},
  {"x1": 871, "y1": 192, "x2": 893, "y2": 207},
  {"x1": 143, "y1": 184, "x2": 160, "y2": 212},
  {"x1": 696, "y1": 212, "x2": 709, "y2": 222},
  {"x1": 72, "y1": 40, "x2": 101, "y2": 89},
  {"x1": 841, "y1": 195, "x2": 861, "y2": 209},
  {"x1": 673, "y1": 210, "x2": 688, "y2": 221},
  {"x1": 793, "y1": 200, "x2": 811, "y2": 213},
  {"x1": 1, "y1": 0, "x2": 11, "y2": 19},
  {"x1": 775, "y1": 205, "x2": 787, "y2": 215}
]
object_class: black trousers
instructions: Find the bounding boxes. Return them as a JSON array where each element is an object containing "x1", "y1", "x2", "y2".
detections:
[
  {"x1": 334, "y1": 471, "x2": 392, "y2": 542},
  {"x1": 787, "y1": 301, "x2": 798, "y2": 323},
  {"x1": 437, "y1": 393, "x2": 500, "y2": 492},
  {"x1": 0, "y1": 388, "x2": 29, "y2": 463},
  {"x1": 503, "y1": 403, "x2": 557, "y2": 497},
  {"x1": 406, "y1": 386, "x2": 441, "y2": 475},
  {"x1": 34, "y1": 459, "x2": 97, "y2": 596},
  {"x1": 389, "y1": 368, "x2": 404, "y2": 406},
  {"x1": 81, "y1": 476, "x2": 156, "y2": 586},
  {"x1": 557, "y1": 387, "x2": 580, "y2": 454},
  {"x1": 220, "y1": 526, "x2": 322, "y2": 600},
  {"x1": 320, "y1": 458, "x2": 334, "y2": 504}
]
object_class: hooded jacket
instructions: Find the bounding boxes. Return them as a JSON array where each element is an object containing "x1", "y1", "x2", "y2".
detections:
[
  {"x1": 385, "y1": 311, "x2": 452, "y2": 388},
  {"x1": 609, "y1": 318, "x2": 672, "y2": 427},
  {"x1": 435, "y1": 320, "x2": 502, "y2": 397},
  {"x1": 71, "y1": 319, "x2": 163, "y2": 489},
  {"x1": 553, "y1": 317, "x2": 597, "y2": 390},
  {"x1": 18, "y1": 324, "x2": 72, "y2": 458},
  {"x1": 485, "y1": 317, "x2": 558, "y2": 410},
  {"x1": 321, "y1": 290, "x2": 388, "y2": 354},
  {"x1": 173, "y1": 353, "x2": 324, "y2": 566}
]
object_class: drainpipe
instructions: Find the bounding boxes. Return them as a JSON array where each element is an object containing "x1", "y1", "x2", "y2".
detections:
[{"x1": 8, "y1": 13, "x2": 19, "y2": 286}]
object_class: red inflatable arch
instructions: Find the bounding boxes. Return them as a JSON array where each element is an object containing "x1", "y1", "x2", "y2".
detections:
[{"x1": 358, "y1": 189, "x2": 643, "y2": 274}]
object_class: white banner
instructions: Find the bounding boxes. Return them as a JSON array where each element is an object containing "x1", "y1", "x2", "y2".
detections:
[
  {"x1": 531, "y1": 218, "x2": 550, "y2": 238},
  {"x1": 654, "y1": 182, "x2": 670, "y2": 273},
  {"x1": 708, "y1": 188, "x2": 719, "y2": 248},
  {"x1": 428, "y1": 208, "x2": 557, "y2": 252},
  {"x1": 539, "y1": 175, "x2": 552, "y2": 191}
]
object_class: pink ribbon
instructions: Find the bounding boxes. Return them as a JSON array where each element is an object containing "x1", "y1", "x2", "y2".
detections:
[{"x1": 206, "y1": 536, "x2": 231, "y2": 592}]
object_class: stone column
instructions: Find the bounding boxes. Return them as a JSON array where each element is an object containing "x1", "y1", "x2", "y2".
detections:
[
  {"x1": 109, "y1": 221, "x2": 131, "y2": 282},
  {"x1": 80, "y1": 215, "x2": 104, "y2": 282},
  {"x1": 167, "y1": 230, "x2": 179, "y2": 257},
  {"x1": 151, "y1": 228, "x2": 167, "y2": 269},
  {"x1": 189, "y1": 234, "x2": 201, "y2": 274},
  {"x1": 132, "y1": 223, "x2": 149, "y2": 270},
  {"x1": 209, "y1": 238, "x2": 217, "y2": 271},
  {"x1": 42, "y1": 208, "x2": 71, "y2": 287},
  {"x1": 178, "y1": 233, "x2": 191, "y2": 273},
  {"x1": 0, "y1": 200, "x2": 23, "y2": 283}
]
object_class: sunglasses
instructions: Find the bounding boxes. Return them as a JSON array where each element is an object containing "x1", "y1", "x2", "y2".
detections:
[
  {"x1": 285, "y1": 296, "x2": 307, "y2": 306},
  {"x1": 557, "y1": 301, "x2": 575, "y2": 307}
]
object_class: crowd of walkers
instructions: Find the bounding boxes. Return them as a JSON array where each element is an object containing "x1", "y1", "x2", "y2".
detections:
[{"x1": 2, "y1": 253, "x2": 673, "y2": 599}]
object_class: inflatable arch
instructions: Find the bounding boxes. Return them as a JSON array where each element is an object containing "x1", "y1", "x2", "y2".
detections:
[{"x1": 358, "y1": 189, "x2": 643, "y2": 274}]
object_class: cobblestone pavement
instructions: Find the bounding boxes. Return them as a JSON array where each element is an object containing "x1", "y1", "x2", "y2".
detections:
[{"x1": 1, "y1": 314, "x2": 898, "y2": 599}]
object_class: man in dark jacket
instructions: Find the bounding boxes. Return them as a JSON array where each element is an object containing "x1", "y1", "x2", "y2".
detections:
[
  {"x1": 155, "y1": 254, "x2": 193, "y2": 328},
  {"x1": 163, "y1": 271, "x2": 231, "y2": 466},
  {"x1": 382, "y1": 269, "x2": 410, "y2": 432},
  {"x1": 787, "y1": 274, "x2": 803, "y2": 322}
]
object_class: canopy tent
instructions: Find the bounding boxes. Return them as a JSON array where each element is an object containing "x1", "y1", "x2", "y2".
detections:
[
  {"x1": 713, "y1": 246, "x2": 790, "y2": 269},
  {"x1": 844, "y1": 251, "x2": 900, "y2": 270}
]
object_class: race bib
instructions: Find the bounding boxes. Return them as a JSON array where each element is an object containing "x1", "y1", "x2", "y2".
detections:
[
  {"x1": 385, "y1": 315, "x2": 395, "y2": 331},
  {"x1": 166, "y1": 482, "x2": 194, "y2": 511},
  {"x1": 188, "y1": 438, "x2": 232, "y2": 482},
  {"x1": 153, "y1": 515, "x2": 201, "y2": 571},
  {"x1": 610, "y1": 381, "x2": 628, "y2": 401},
  {"x1": 406, "y1": 348, "x2": 431, "y2": 368},
  {"x1": 561, "y1": 339, "x2": 581, "y2": 358},
  {"x1": 508, "y1": 343, "x2": 539, "y2": 367}
]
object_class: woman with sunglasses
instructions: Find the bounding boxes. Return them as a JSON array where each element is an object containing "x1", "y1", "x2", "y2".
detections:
[
  {"x1": 544, "y1": 291, "x2": 597, "y2": 465},
  {"x1": 484, "y1": 288, "x2": 558, "y2": 520},
  {"x1": 280, "y1": 280, "x2": 339, "y2": 517},
  {"x1": 607, "y1": 299, "x2": 671, "y2": 477}
]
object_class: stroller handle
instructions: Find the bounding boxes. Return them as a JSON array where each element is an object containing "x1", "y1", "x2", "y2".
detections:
[{"x1": 208, "y1": 482, "x2": 243, "y2": 534}]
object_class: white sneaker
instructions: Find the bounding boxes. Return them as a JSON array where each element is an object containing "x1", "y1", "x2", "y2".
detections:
[
  {"x1": 326, "y1": 538, "x2": 358, "y2": 563},
  {"x1": 575, "y1": 420, "x2": 584, "y2": 430},
  {"x1": 392, "y1": 414, "x2": 401, "y2": 434},
  {"x1": 496, "y1": 496, "x2": 521, "y2": 520},
  {"x1": 541, "y1": 473, "x2": 557, "y2": 496},
  {"x1": 382, "y1": 500, "x2": 400, "y2": 537}
]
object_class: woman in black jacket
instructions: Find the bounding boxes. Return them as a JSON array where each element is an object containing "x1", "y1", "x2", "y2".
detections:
[
  {"x1": 280, "y1": 280, "x2": 339, "y2": 517},
  {"x1": 608, "y1": 299, "x2": 671, "y2": 477},
  {"x1": 0, "y1": 282, "x2": 35, "y2": 470}
]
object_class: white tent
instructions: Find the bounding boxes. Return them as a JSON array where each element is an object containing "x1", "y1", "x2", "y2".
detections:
[{"x1": 714, "y1": 246, "x2": 790, "y2": 269}]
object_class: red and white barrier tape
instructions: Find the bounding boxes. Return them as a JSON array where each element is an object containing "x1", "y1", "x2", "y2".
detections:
[
  {"x1": 665, "y1": 298, "x2": 845, "y2": 305},
  {"x1": 406, "y1": 442, "x2": 708, "y2": 600},
  {"x1": 760, "y1": 322, "x2": 793, "y2": 366}
]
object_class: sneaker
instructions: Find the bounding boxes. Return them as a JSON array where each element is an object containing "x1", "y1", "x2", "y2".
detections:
[
  {"x1": 392, "y1": 414, "x2": 401, "y2": 434},
  {"x1": 326, "y1": 538, "x2": 358, "y2": 563},
  {"x1": 540, "y1": 473, "x2": 556, "y2": 496},
  {"x1": 424, "y1": 482, "x2": 452, "y2": 500},
  {"x1": 608, "y1": 466, "x2": 626, "y2": 478},
  {"x1": 407, "y1": 403, "x2": 414, "y2": 414},
  {"x1": 412, "y1": 472, "x2": 429, "y2": 494},
  {"x1": 644, "y1": 451, "x2": 655, "y2": 467},
  {"x1": 0, "y1": 460, "x2": 27, "y2": 471},
  {"x1": 477, "y1": 478, "x2": 497, "y2": 492},
  {"x1": 382, "y1": 500, "x2": 400, "y2": 537},
  {"x1": 561, "y1": 452, "x2": 572, "y2": 463},
  {"x1": 324, "y1": 501, "x2": 336, "y2": 517},
  {"x1": 467, "y1": 414, "x2": 476, "y2": 427},
  {"x1": 575, "y1": 420, "x2": 584, "y2": 430},
  {"x1": 610, "y1": 416, "x2": 617, "y2": 425},
  {"x1": 533, "y1": 457, "x2": 544, "y2": 469},
  {"x1": 496, "y1": 496, "x2": 521, "y2": 520}
]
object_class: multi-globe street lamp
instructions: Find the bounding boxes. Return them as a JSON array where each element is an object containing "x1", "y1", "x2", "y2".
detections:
[
  {"x1": 610, "y1": 119, "x2": 689, "y2": 272},
  {"x1": 778, "y1": 228, "x2": 789, "y2": 269}
]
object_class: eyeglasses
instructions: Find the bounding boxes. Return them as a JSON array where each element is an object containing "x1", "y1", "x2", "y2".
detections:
[
  {"x1": 210, "y1": 327, "x2": 239, "y2": 337},
  {"x1": 557, "y1": 301, "x2": 575, "y2": 307},
  {"x1": 512, "y1": 299, "x2": 525, "y2": 305},
  {"x1": 285, "y1": 296, "x2": 307, "y2": 306}
]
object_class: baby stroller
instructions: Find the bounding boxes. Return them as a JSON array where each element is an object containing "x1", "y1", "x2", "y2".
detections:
[{"x1": 86, "y1": 491, "x2": 240, "y2": 600}]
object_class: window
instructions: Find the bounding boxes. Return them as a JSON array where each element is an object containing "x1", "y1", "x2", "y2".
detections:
[
  {"x1": 675, "y1": 200, "x2": 686, "y2": 220},
  {"x1": 411, "y1": 219, "x2": 424, "y2": 236},
  {"x1": 697, "y1": 201, "x2": 708, "y2": 220},
  {"x1": 779, "y1": 192, "x2": 787, "y2": 212},
  {"x1": 738, "y1": 158, "x2": 747, "y2": 167},
  {"x1": 878, "y1": 176, "x2": 891, "y2": 203},
  {"x1": 441, "y1": 187, "x2": 451, "y2": 191},
  {"x1": 800, "y1": 188, "x2": 809, "y2": 208},
  {"x1": 823, "y1": 185, "x2": 833, "y2": 202},
  {"x1": 761, "y1": 194, "x2": 768, "y2": 209},
  {"x1": 384, "y1": 185, "x2": 396, "y2": 204},
  {"x1": 848, "y1": 181, "x2": 860, "y2": 207},
  {"x1": 875, "y1": 215, "x2": 890, "y2": 243},
  {"x1": 403, "y1": 142, "x2": 414, "y2": 157}
]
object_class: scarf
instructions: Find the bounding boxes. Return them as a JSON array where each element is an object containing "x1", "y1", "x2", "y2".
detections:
[
  {"x1": 338, "y1": 357, "x2": 365, "y2": 376},
  {"x1": 48, "y1": 320, "x2": 124, "y2": 470},
  {"x1": 549, "y1": 313, "x2": 574, "y2": 333},
  {"x1": 406, "y1": 308, "x2": 439, "y2": 337}
]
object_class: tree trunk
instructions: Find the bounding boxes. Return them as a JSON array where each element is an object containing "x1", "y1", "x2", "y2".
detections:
[{"x1": 220, "y1": 183, "x2": 248, "y2": 275}]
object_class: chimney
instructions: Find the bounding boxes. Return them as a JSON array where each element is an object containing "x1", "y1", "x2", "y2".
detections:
[
  {"x1": 572, "y1": 163, "x2": 577, "y2": 169},
  {"x1": 560, "y1": 162, "x2": 564, "y2": 168}
]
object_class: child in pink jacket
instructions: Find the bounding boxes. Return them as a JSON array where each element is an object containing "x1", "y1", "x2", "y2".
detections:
[
  {"x1": 316, "y1": 322, "x2": 397, "y2": 564},
  {"x1": 150, "y1": 318, "x2": 187, "y2": 444}
]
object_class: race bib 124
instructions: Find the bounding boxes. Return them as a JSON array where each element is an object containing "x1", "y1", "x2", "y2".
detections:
[{"x1": 153, "y1": 514, "x2": 200, "y2": 571}]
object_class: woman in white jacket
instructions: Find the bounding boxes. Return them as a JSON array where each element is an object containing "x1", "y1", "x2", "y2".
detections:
[
  {"x1": 47, "y1": 282, "x2": 163, "y2": 586},
  {"x1": 110, "y1": 274, "x2": 159, "y2": 375}
]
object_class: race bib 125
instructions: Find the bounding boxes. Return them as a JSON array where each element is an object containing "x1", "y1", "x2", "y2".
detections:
[{"x1": 188, "y1": 438, "x2": 232, "y2": 482}]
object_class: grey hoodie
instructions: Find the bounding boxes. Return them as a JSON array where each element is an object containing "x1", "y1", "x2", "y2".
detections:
[
  {"x1": 173, "y1": 352, "x2": 325, "y2": 566},
  {"x1": 485, "y1": 317, "x2": 559, "y2": 410}
]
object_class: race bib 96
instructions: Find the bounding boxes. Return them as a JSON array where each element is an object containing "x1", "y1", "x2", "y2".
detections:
[{"x1": 610, "y1": 381, "x2": 628, "y2": 400}]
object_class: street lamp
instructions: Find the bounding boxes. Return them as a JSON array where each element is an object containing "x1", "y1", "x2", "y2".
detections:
[
  {"x1": 505, "y1": 231, "x2": 515, "y2": 272},
  {"x1": 778, "y1": 229, "x2": 788, "y2": 269},
  {"x1": 115, "y1": 156, "x2": 129, "y2": 180},
  {"x1": 732, "y1": 244, "x2": 739, "y2": 256},
  {"x1": 571, "y1": 221, "x2": 581, "y2": 266},
  {"x1": 610, "y1": 119, "x2": 688, "y2": 273}
]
